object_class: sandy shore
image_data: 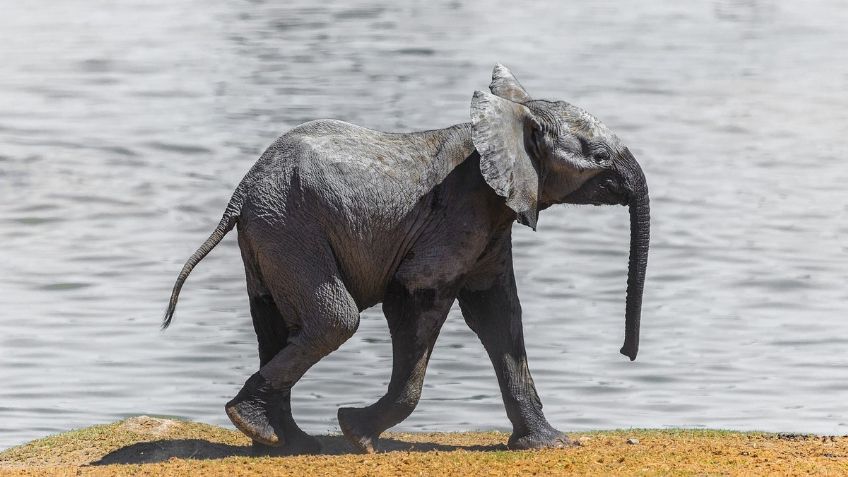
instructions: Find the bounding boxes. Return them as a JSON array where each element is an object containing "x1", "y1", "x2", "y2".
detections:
[{"x1": 1, "y1": 416, "x2": 845, "y2": 476}]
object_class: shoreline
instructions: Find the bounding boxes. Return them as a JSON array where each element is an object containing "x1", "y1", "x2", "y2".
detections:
[{"x1": 1, "y1": 416, "x2": 845, "y2": 476}]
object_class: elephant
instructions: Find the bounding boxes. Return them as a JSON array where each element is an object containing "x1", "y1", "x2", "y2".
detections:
[{"x1": 162, "y1": 64, "x2": 650, "y2": 454}]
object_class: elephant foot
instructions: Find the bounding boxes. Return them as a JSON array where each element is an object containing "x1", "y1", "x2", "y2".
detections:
[
  {"x1": 338, "y1": 407, "x2": 379, "y2": 454},
  {"x1": 225, "y1": 372, "x2": 285, "y2": 447},
  {"x1": 508, "y1": 425, "x2": 574, "y2": 450}
]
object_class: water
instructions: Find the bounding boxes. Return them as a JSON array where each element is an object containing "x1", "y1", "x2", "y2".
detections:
[{"x1": 1, "y1": 0, "x2": 847, "y2": 450}]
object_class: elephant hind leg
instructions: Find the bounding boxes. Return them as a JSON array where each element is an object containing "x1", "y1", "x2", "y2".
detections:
[
  {"x1": 245, "y1": 294, "x2": 321, "y2": 455},
  {"x1": 240, "y1": 229, "x2": 285, "y2": 368},
  {"x1": 338, "y1": 280, "x2": 456, "y2": 454},
  {"x1": 228, "y1": 243, "x2": 360, "y2": 448}
]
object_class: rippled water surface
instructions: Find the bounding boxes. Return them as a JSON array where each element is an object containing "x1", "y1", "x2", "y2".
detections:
[{"x1": 2, "y1": 0, "x2": 847, "y2": 449}]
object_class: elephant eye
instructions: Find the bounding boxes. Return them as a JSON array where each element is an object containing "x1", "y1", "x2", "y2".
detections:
[{"x1": 593, "y1": 148, "x2": 611, "y2": 162}]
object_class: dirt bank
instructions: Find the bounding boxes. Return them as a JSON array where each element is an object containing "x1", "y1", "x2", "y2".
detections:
[{"x1": 1, "y1": 417, "x2": 845, "y2": 476}]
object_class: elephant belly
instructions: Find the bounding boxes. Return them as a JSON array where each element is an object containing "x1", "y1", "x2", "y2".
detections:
[{"x1": 324, "y1": 220, "x2": 422, "y2": 311}]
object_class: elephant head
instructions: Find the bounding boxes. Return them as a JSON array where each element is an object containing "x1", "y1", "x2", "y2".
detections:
[{"x1": 470, "y1": 64, "x2": 650, "y2": 361}]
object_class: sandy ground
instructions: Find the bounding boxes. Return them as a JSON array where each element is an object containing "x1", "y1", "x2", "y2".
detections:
[{"x1": 1, "y1": 417, "x2": 846, "y2": 476}]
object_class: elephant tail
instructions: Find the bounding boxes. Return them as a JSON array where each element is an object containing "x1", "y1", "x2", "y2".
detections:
[{"x1": 162, "y1": 193, "x2": 243, "y2": 330}]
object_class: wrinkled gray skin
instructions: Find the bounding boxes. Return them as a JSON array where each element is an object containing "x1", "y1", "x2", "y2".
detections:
[{"x1": 163, "y1": 65, "x2": 650, "y2": 455}]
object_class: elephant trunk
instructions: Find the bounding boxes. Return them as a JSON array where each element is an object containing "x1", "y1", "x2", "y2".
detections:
[{"x1": 618, "y1": 150, "x2": 650, "y2": 361}]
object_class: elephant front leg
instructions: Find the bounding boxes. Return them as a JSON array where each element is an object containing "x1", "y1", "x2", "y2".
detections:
[
  {"x1": 338, "y1": 281, "x2": 455, "y2": 453},
  {"x1": 458, "y1": 264, "x2": 572, "y2": 450}
]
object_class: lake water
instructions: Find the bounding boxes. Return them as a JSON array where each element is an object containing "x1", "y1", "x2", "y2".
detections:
[{"x1": 1, "y1": 0, "x2": 847, "y2": 450}]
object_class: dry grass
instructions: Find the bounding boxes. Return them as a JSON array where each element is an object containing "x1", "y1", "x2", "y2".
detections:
[{"x1": 1, "y1": 417, "x2": 846, "y2": 476}]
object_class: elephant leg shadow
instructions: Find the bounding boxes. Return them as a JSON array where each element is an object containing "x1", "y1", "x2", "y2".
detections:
[
  {"x1": 91, "y1": 435, "x2": 506, "y2": 465},
  {"x1": 92, "y1": 439, "x2": 248, "y2": 465},
  {"x1": 351, "y1": 436, "x2": 506, "y2": 454}
]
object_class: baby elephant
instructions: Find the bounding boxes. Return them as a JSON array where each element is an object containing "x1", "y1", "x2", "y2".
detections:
[{"x1": 163, "y1": 65, "x2": 649, "y2": 454}]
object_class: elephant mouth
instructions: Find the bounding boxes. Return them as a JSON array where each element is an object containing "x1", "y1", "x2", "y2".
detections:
[{"x1": 564, "y1": 171, "x2": 628, "y2": 206}]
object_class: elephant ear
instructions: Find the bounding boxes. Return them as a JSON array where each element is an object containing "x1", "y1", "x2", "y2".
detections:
[
  {"x1": 470, "y1": 90, "x2": 541, "y2": 230},
  {"x1": 489, "y1": 64, "x2": 532, "y2": 103}
]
